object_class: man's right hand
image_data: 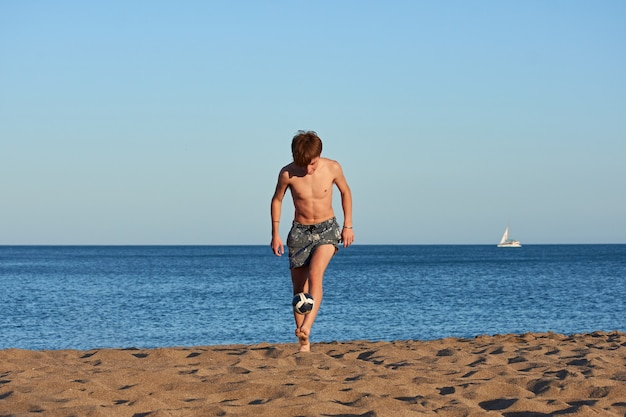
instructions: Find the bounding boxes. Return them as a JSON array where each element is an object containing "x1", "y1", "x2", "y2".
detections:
[{"x1": 271, "y1": 236, "x2": 284, "y2": 256}]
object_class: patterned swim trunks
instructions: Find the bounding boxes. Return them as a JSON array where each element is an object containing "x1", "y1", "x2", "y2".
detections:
[{"x1": 287, "y1": 217, "x2": 341, "y2": 269}]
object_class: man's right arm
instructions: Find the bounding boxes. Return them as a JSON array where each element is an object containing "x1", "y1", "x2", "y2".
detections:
[{"x1": 270, "y1": 170, "x2": 289, "y2": 256}]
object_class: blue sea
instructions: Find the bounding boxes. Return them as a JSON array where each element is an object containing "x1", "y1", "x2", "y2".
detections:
[{"x1": 1, "y1": 245, "x2": 625, "y2": 351}]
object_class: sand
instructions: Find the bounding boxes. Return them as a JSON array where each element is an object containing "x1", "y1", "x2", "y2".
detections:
[{"x1": 1, "y1": 331, "x2": 625, "y2": 417}]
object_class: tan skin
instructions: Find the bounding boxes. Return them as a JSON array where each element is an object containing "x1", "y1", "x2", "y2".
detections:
[{"x1": 271, "y1": 156, "x2": 354, "y2": 352}]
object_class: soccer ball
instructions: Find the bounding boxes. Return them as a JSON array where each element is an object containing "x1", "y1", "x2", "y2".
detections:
[{"x1": 292, "y1": 292, "x2": 314, "y2": 315}]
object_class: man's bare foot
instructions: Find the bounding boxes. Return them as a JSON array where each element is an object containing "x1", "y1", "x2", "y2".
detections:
[{"x1": 296, "y1": 327, "x2": 310, "y2": 352}]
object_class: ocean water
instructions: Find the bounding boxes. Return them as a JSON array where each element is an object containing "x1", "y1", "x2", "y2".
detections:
[{"x1": 1, "y1": 245, "x2": 625, "y2": 350}]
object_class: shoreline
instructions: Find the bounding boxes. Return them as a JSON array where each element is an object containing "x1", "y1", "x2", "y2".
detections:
[{"x1": 1, "y1": 331, "x2": 625, "y2": 416}]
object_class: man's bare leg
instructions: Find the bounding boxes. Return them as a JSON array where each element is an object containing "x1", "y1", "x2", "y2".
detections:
[
  {"x1": 291, "y1": 244, "x2": 336, "y2": 352},
  {"x1": 291, "y1": 266, "x2": 311, "y2": 351}
]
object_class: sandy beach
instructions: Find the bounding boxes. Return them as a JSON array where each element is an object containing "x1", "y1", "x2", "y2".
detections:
[{"x1": 1, "y1": 331, "x2": 625, "y2": 416}]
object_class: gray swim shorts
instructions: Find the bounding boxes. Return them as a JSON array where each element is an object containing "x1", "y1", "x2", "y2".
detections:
[{"x1": 287, "y1": 217, "x2": 341, "y2": 269}]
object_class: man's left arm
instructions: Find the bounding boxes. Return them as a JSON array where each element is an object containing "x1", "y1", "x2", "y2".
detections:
[{"x1": 334, "y1": 163, "x2": 354, "y2": 247}]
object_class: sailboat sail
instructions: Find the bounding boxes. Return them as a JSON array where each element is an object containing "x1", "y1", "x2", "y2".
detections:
[
  {"x1": 497, "y1": 226, "x2": 521, "y2": 247},
  {"x1": 499, "y1": 227, "x2": 509, "y2": 245}
]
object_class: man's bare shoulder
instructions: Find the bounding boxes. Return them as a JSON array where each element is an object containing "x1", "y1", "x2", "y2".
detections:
[
  {"x1": 320, "y1": 157, "x2": 343, "y2": 174},
  {"x1": 279, "y1": 162, "x2": 302, "y2": 179}
]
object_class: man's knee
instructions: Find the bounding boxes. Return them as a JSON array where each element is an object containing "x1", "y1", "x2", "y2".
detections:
[
  {"x1": 291, "y1": 266, "x2": 309, "y2": 281},
  {"x1": 309, "y1": 245, "x2": 336, "y2": 271}
]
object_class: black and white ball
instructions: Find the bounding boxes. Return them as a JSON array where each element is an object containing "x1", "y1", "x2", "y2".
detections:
[{"x1": 292, "y1": 292, "x2": 314, "y2": 315}]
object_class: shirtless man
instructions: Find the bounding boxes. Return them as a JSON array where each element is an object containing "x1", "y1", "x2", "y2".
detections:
[{"x1": 270, "y1": 131, "x2": 354, "y2": 352}]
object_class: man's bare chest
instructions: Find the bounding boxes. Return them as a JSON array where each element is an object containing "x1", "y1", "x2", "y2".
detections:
[{"x1": 289, "y1": 177, "x2": 334, "y2": 200}]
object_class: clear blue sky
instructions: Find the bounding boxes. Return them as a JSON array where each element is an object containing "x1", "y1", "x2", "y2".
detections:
[{"x1": 1, "y1": 1, "x2": 624, "y2": 245}]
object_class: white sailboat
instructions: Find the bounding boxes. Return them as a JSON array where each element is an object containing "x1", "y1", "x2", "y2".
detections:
[{"x1": 497, "y1": 226, "x2": 522, "y2": 247}]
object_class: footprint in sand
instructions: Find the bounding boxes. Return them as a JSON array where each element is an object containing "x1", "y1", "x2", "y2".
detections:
[
  {"x1": 479, "y1": 398, "x2": 518, "y2": 411},
  {"x1": 0, "y1": 391, "x2": 14, "y2": 400}
]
